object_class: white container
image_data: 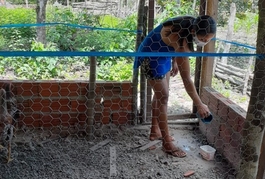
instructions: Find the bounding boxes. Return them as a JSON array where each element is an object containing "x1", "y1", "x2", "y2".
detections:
[{"x1": 199, "y1": 145, "x2": 216, "y2": 161}]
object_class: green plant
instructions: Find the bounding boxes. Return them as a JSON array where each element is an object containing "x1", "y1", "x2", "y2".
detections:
[
  {"x1": 234, "y1": 12, "x2": 258, "y2": 34},
  {"x1": 156, "y1": 1, "x2": 196, "y2": 24},
  {"x1": 12, "y1": 41, "x2": 64, "y2": 80},
  {"x1": 189, "y1": 57, "x2": 196, "y2": 75},
  {"x1": 0, "y1": 7, "x2": 36, "y2": 41},
  {"x1": 1, "y1": 5, "x2": 136, "y2": 81},
  {"x1": 212, "y1": 77, "x2": 231, "y2": 98},
  {"x1": 0, "y1": 35, "x2": 7, "y2": 50},
  {"x1": 97, "y1": 60, "x2": 133, "y2": 81},
  {"x1": 99, "y1": 15, "x2": 119, "y2": 28}
]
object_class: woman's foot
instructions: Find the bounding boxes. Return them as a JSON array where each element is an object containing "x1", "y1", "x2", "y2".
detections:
[
  {"x1": 162, "y1": 139, "x2": 186, "y2": 158},
  {"x1": 149, "y1": 126, "x2": 175, "y2": 141},
  {"x1": 162, "y1": 147, "x2": 187, "y2": 158}
]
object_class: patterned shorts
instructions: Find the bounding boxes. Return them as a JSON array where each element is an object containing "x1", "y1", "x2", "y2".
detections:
[{"x1": 141, "y1": 58, "x2": 166, "y2": 80}]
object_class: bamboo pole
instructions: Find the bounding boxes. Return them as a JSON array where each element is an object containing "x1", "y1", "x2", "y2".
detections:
[{"x1": 86, "y1": 55, "x2": 96, "y2": 140}]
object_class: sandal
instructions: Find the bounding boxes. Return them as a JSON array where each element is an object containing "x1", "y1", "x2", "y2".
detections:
[{"x1": 162, "y1": 147, "x2": 187, "y2": 158}]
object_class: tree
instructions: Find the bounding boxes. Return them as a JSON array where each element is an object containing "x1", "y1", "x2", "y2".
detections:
[
  {"x1": 36, "y1": 0, "x2": 48, "y2": 44},
  {"x1": 237, "y1": 0, "x2": 265, "y2": 178}
]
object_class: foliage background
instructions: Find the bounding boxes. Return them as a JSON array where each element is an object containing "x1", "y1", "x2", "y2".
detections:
[{"x1": 0, "y1": 0, "x2": 259, "y2": 82}]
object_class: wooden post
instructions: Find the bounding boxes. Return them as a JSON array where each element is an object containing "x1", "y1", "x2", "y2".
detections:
[
  {"x1": 139, "y1": 7, "x2": 148, "y2": 124},
  {"x1": 193, "y1": 0, "x2": 206, "y2": 113},
  {"x1": 146, "y1": 0, "x2": 155, "y2": 123},
  {"x1": 237, "y1": 1, "x2": 265, "y2": 178},
  {"x1": 86, "y1": 55, "x2": 96, "y2": 140},
  {"x1": 132, "y1": 0, "x2": 146, "y2": 125},
  {"x1": 221, "y1": 3, "x2": 236, "y2": 64},
  {"x1": 199, "y1": 0, "x2": 218, "y2": 90},
  {"x1": 243, "y1": 56, "x2": 254, "y2": 95}
]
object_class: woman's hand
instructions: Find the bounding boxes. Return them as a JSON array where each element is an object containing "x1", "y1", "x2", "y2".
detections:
[
  {"x1": 196, "y1": 103, "x2": 211, "y2": 119},
  {"x1": 171, "y1": 58, "x2": 179, "y2": 77}
]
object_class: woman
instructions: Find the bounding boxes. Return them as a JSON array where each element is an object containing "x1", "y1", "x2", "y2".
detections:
[{"x1": 134, "y1": 15, "x2": 216, "y2": 157}]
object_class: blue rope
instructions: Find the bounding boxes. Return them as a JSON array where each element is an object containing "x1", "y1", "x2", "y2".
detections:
[
  {"x1": 213, "y1": 38, "x2": 256, "y2": 50},
  {"x1": 0, "y1": 22, "x2": 141, "y2": 33},
  {"x1": 0, "y1": 23, "x2": 258, "y2": 50},
  {"x1": 0, "y1": 51, "x2": 263, "y2": 58},
  {"x1": 0, "y1": 23, "x2": 260, "y2": 57}
]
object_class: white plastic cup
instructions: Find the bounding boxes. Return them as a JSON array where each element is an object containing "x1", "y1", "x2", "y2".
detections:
[{"x1": 199, "y1": 145, "x2": 216, "y2": 161}]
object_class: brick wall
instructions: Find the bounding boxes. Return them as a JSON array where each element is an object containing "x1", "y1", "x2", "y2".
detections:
[
  {"x1": 200, "y1": 86, "x2": 247, "y2": 170},
  {"x1": 0, "y1": 80, "x2": 133, "y2": 128}
]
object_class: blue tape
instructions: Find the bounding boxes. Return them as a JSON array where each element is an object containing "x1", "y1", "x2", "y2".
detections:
[
  {"x1": 0, "y1": 22, "x2": 141, "y2": 33},
  {"x1": 0, "y1": 51, "x2": 263, "y2": 58}
]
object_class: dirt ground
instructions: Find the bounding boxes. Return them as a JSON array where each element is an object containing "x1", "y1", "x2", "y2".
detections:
[{"x1": 0, "y1": 123, "x2": 237, "y2": 179}]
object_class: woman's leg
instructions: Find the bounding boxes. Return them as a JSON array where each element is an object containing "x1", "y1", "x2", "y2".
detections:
[
  {"x1": 149, "y1": 73, "x2": 170, "y2": 141},
  {"x1": 149, "y1": 73, "x2": 174, "y2": 141},
  {"x1": 149, "y1": 95, "x2": 161, "y2": 140},
  {"x1": 148, "y1": 72, "x2": 186, "y2": 157}
]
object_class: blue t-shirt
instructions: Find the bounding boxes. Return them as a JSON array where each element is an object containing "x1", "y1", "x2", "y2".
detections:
[{"x1": 133, "y1": 24, "x2": 175, "y2": 77}]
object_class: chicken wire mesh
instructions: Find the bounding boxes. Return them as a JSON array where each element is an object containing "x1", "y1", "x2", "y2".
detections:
[{"x1": 0, "y1": 0, "x2": 264, "y2": 179}]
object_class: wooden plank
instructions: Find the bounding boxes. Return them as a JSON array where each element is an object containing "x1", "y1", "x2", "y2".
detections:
[
  {"x1": 109, "y1": 146, "x2": 117, "y2": 177},
  {"x1": 167, "y1": 113, "x2": 197, "y2": 120},
  {"x1": 216, "y1": 62, "x2": 246, "y2": 77},
  {"x1": 139, "y1": 140, "x2": 161, "y2": 151},
  {"x1": 90, "y1": 139, "x2": 111, "y2": 151}
]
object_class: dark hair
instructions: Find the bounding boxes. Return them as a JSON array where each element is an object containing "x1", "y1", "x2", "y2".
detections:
[
  {"x1": 162, "y1": 16, "x2": 194, "y2": 51},
  {"x1": 162, "y1": 15, "x2": 216, "y2": 51},
  {"x1": 193, "y1": 15, "x2": 216, "y2": 35}
]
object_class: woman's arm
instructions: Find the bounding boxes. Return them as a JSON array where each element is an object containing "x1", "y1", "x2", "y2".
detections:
[{"x1": 174, "y1": 56, "x2": 210, "y2": 118}]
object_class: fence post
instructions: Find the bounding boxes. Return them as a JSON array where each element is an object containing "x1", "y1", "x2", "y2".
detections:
[{"x1": 86, "y1": 55, "x2": 96, "y2": 140}]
